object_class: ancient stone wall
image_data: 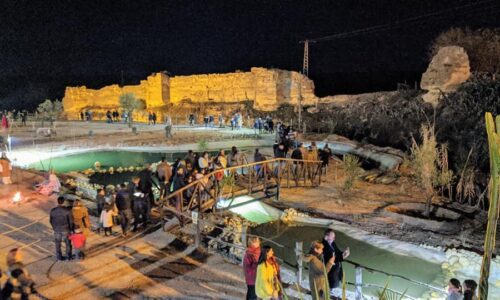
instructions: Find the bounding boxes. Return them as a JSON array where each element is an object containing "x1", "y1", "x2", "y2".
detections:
[
  {"x1": 169, "y1": 67, "x2": 317, "y2": 110},
  {"x1": 63, "y1": 73, "x2": 169, "y2": 120},
  {"x1": 63, "y1": 68, "x2": 318, "y2": 120}
]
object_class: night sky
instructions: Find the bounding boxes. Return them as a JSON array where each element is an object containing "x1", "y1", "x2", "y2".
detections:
[{"x1": 0, "y1": 0, "x2": 498, "y2": 110}]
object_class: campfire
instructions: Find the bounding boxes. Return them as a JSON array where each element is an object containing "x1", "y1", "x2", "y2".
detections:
[{"x1": 12, "y1": 191, "x2": 22, "y2": 204}]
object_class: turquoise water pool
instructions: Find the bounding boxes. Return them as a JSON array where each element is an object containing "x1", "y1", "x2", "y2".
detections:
[
  {"x1": 29, "y1": 150, "x2": 227, "y2": 173},
  {"x1": 251, "y1": 222, "x2": 442, "y2": 298}
]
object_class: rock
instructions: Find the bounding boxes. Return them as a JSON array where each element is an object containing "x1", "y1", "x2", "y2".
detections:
[
  {"x1": 421, "y1": 46, "x2": 471, "y2": 106},
  {"x1": 448, "y1": 255, "x2": 459, "y2": 265}
]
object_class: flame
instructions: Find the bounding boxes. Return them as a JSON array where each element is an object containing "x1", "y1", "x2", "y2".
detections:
[{"x1": 12, "y1": 192, "x2": 21, "y2": 203}]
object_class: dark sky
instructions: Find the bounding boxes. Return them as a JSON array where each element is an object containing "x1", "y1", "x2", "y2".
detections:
[{"x1": 0, "y1": 0, "x2": 499, "y2": 110}]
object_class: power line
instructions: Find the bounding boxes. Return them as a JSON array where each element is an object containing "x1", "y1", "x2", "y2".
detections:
[
  {"x1": 301, "y1": 0, "x2": 498, "y2": 43},
  {"x1": 299, "y1": 0, "x2": 499, "y2": 75}
]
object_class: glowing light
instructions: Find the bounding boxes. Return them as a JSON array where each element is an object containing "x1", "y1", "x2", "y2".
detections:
[{"x1": 12, "y1": 192, "x2": 21, "y2": 203}]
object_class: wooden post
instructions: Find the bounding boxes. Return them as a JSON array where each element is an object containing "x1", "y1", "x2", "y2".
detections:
[
  {"x1": 295, "y1": 241, "x2": 303, "y2": 286},
  {"x1": 248, "y1": 168, "x2": 252, "y2": 194},
  {"x1": 286, "y1": 161, "x2": 290, "y2": 188},
  {"x1": 355, "y1": 266, "x2": 363, "y2": 300}
]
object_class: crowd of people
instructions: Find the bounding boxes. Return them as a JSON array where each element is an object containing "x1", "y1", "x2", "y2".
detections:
[{"x1": 0, "y1": 110, "x2": 28, "y2": 131}]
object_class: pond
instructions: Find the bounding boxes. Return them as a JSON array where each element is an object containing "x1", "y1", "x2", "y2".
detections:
[{"x1": 250, "y1": 221, "x2": 443, "y2": 298}]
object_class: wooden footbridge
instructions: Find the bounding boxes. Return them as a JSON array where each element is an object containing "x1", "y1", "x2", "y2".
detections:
[{"x1": 159, "y1": 157, "x2": 323, "y2": 224}]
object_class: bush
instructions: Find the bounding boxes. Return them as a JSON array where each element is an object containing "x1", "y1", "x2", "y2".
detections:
[
  {"x1": 429, "y1": 27, "x2": 500, "y2": 73},
  {"x1": 342, "y1": 154, "x2": 361, "y2": 191},
  {"x1": 435, "y1": 73, "x2": 500, "y2": 185}
]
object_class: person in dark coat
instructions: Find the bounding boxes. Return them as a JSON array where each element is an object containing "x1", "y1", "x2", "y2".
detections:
[
  {"x1": 138, "y1": 164, "x2": 153, "y2": 222},
  {"x1": 49, "y1": 196, "x2": 74, "y2": 261},
  {"x1": 115, "y1": 183, "x2": 133, "y2": 237},
  {"x1": 129, "y1": 176, "x2": 146, "y2": 231},
  {"x1": 319, "y1": 144, "x2": 333, "y2": 174},
  {"x1": 171, "y1": 168, "x2": 186, "y2": 224},
  {"x1": 322, "y1": 229, "x2": 350, "y2": 289}
]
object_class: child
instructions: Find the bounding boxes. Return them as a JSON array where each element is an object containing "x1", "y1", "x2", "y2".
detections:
[
  {"x1": 69, "y1": 226, "x2": 87, "y2": 260},
  {"x1": 100, "y1": 199, "x2": 117, "y2": 236}
]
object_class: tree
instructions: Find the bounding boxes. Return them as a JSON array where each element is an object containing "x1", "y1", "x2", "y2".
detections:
[
  {"x1": 119, "y1": 93, "x2": 145, "y2": 127},
  {"x1": 429, "y1": 27, "x2": 500, "y2": 74},
  {"x1": 478, "y1": 112, "x2": 500, "y2": 299},
  {"x1": 36, "y1": 99, "x2": 63, "y2": 127}
]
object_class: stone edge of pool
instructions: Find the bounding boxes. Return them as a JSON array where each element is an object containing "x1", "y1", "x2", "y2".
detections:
[
  {"x1": 249, "y1": 201, "x2": 447, "y2": 265},
  {"x1": 10, "y1": 139, "x2": 275, "y2": 167}
]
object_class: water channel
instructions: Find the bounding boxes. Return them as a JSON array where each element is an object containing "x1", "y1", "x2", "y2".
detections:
[{"x1": 27, "y1": 149, "x2": 451, "y2": 298}]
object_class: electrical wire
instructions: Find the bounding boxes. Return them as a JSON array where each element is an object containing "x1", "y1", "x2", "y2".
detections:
[{"x1": 301, "y1": 0, "x2": 499, "y2": 43}]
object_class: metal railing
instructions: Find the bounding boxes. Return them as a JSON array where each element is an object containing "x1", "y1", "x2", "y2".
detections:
[{"x1": 159, "y1": 206, "x2": 447, "y2": 300}]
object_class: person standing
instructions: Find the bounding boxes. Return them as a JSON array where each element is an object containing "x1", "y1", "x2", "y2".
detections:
[
  {"x1": 152, "y1": 112, "x2": 157, "y2": 125},
  {"x1": 463, "y1": 279, "x2": 477, "y2": 300},
  {"x1": 255, "y1": 245, "x2": 280, "y2": 300},
  {"x1": 68, "y1": 226, "x2": 86, "y2": 260},
  {"x1": 218, "y1": 114, "x2": 224, "y2": 128},
  {"x1": 0, "y1": 152, "x2": 13, "y2": 185},
  {"x1": 96, "y1": 188, "x2": 106, "y2": 224},
  {"x1": 138, "y1": 164, "x2": 154, "y2": 223},
  {"x1": 115, "y1": 183, "x2": 133, "y2": 237},
  {"x1": 99, "y1": 198, "x2": 116, "y2": 236},
  {"x1": 129, "y1": 176, "x2": 146, "y2": 231},
  {"x1": 156, "y1": 158, "x2": 172, "y2": 199},
  {"x1": 447, "y1": 278, "x2": 463, "y2": 300},
  {"x1": 303, "y1": 241, "x2": 335, "y2": 300},
  {"x1": 50, "y1": 197, "x2": 74, "y2": 261},
  {"x1": 72, "y1": 199, "x2": 91, "y2": 237},
  {"x1": 1, "y1": 113, "x2": 9, "y2": 131},
  {"x1": 2, "y1": 248, "x2": 36, "y2": 299},
  {"x1": 21, "y1": 110, "x2": 27, "y2": 126},
  {"x1": 319, "y1": 144, "x2": 333, "y2": 174},
  {"x1": 243, "y1": 237, "x2": 261, "y2": 300},
  {"x1": 322, "y1": 229, "x2": 350, "y2": 289}
]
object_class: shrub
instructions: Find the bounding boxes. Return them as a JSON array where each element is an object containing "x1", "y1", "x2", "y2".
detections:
[{"x1": 342, "y1": 154, "x2": 361, "y2": 191}]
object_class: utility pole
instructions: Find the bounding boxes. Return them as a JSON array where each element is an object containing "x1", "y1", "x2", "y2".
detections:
[
  {"x1": 302, "y1": 40, "x2": 309, "y2": 77},
  {"x1": 298, "y1": 78, "x2": 302, "y2": 132}
]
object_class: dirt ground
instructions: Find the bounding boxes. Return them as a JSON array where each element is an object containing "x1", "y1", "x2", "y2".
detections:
[
  {"x1": 278, "y1": 159, "x2": 494, "y2": 255},
  {"x1": 0, "y1": 169, "x2": 247, "y2": 299},
  {"x1": 4, "y1": 120, "x2": 262, "y2": 152}
]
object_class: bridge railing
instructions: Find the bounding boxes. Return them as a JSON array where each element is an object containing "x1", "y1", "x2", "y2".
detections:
[
  {"x1": 160, "y1": 157, "x2": 324, "y2": 216},
  {"x1": 160, "y1": 206, "x2": 447, "y2": 300}
]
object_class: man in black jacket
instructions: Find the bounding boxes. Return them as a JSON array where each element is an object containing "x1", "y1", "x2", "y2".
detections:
[
  {"x1": 138, "y1": 164, "x2": 153, "y2": 223},
  {"x1": 322, "y1": 229, "x2": 350, "y2": 289},
  {"x1": 49, "y1": 197, "x2": 74, "y2": 261},
  {"x1": 115, "y1": 184, "x2": 133, "y2": 237},
  {"x1": 129, "y1": 176, "x2": 146, "y2": 232}
]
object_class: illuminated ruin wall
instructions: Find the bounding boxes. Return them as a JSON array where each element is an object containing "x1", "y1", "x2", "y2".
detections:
[
  {"x1": 63, "y1": 72, "x2": 169, "y2": 121},
  {"x1": 62, "y1": 68, "x2": 318, "y2": 120}
]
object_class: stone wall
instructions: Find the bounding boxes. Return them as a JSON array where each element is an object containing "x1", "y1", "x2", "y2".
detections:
[
  {"x1": 63, "y1": 73, "x2": 169, "y2": 120},
  {"x1": 62, "y1": 68, "x2": 318, "y2": 120}
]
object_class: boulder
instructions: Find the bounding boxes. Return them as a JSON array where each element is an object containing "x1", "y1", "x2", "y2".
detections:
[{"x1": 421, "y1": 46, "x2": 471, "y2": 106}]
